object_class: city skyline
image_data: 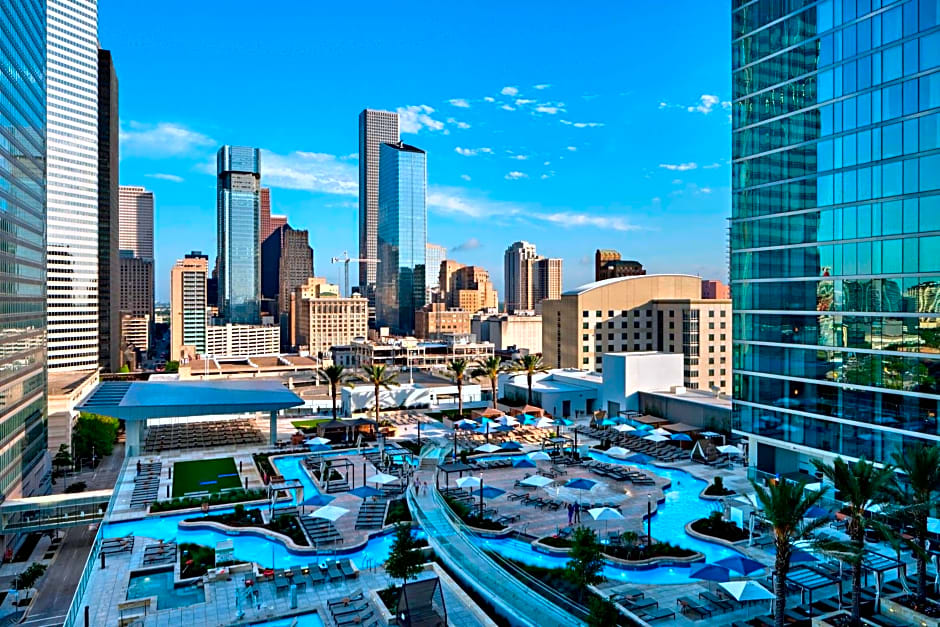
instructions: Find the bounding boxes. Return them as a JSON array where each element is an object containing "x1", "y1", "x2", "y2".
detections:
[{"x1": 102, "y1": 0, "x2": 731, "y2": 302}]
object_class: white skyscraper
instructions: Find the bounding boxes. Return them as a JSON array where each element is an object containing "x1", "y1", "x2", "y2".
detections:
[
  {"x1": 46, "y1": 0, "x2": 99, "y2": 371},
  {"x1": 358, "y1": 109, "x2": 399, "y2": 300},
  {"x1": 119, "y1": 186, "x2": 155, "y2": 259},
  {"x1": 503, "y1": 241, "x2": 538, "y2": 313}
]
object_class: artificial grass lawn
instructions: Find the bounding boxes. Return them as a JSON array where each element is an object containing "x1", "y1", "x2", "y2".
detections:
[
  {"x1": 172, "y1": 457, "x2": 241, "y2": 497},
  {"x1": 290, "y1": 418, "x2": 329, "y2": 431}
]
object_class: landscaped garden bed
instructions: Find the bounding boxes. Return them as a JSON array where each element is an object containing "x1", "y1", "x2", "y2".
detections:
[
  {"x1": 172, "y1": 457, "x2": 241, "y2": 497},
  {"x1": 690, "y1": 511, "x2": 749, "y2": 542},
  {"x1": 384, "y1": 499, "x2": 411, "y2": 525},
  {"x1": 185, "y1": 504, "x2": 308, "y2": 546},
  {"x1": 442, "y1": 495, "x2": 507, "y2": 531},
  {"x1": 536, "y1": 533, "x2": 697, "y2": 561},
  {"x1": 702, "y1": 476, "x2": 735, "y2": 497},
  {"x1": 151, "y1": 488, "x2": 267, "y2": 513}
]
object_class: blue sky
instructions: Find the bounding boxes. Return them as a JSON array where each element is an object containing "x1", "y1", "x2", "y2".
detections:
[{"x1": 101, "y1": 1, "x2": 731, "y2": 302}]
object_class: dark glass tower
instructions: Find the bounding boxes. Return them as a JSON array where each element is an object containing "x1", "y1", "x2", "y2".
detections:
[
  {"x1": 731, "y1": 0, "x2": 940, "y2": 474},
  {"x1": 0, "y1": 0, "x2": 47, "y2": 497},
  {"x1": 98, "y1": 49, "x2": 120, "y2": 372},
  {"x1": 377, "y1": 142, "x2": 427, "y2": 334},
  {"x1": 217, "y1": 145, "x2": 261, "y2": 323}
]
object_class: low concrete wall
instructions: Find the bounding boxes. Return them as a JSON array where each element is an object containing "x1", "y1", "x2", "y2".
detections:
[{"x1": 881, "y1": 596, "x2": 940, "y2": 627}]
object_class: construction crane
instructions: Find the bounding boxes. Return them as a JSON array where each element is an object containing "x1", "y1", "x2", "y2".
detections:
[{"x1": 329, "y1": 251, "x2": 380, "y2": 297}]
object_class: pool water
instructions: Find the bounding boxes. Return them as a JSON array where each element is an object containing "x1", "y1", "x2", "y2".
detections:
[
  {"x1": 126, "y1": 568, "x2": 205, "y2": 609},
  {"x1": 250, "y1": 613, "x2": 324, "y2": 627}
]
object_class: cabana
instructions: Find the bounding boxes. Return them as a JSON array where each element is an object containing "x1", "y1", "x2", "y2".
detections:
[
  {"x1": 396, "y1": 577, "x2": 447, "y2": 627},
  {"x1": 509, "y1": 405, "x2": 547, "y2": 418},
  {"x1": 662, "y1": 422, "x2": 700, "y2": 434},
  {"x1": 436, "y1": 461, "x2": 474, "y2": 489},
  {"x1": 772, "y1": 565, "x2": 840, "y2": 617},
  {"x1": 630, "y1": 414, "x2": 669, "y2": 428},
  {"x1": 317, "y1": 417, "x2": 377, "y2": 443},
  {"x1": 472, "y1": 407, "x2": 504, "y2": 420}
]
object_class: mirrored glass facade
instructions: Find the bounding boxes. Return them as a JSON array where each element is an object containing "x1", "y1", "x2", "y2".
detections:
[
  {"x1": 217, "y1": 145, "x2": 261, "y2": 324},
  {"x1": 732, "y1": 0, "x2": 940, "y2": 472},
  {"x1": 377, "y1": 142, "x2": 427, "y2": 334},
  {"x1": 0, "y1": 0, "x2": 48, "y2": 496}
]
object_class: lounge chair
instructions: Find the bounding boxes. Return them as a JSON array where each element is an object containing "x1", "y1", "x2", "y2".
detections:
[
  {"x1": 638, "y1": 607, "x2": 675, "y2": 622},
  {"x1": 677, "y1": 596, "x2": 712, "y2": 619}
]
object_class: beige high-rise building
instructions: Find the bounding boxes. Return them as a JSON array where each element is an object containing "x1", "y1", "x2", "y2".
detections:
[
  {"x1": 541, "y1": 274, "x2": 732, "y2": 395},
  {"x1": 170, "y1": 253, "x2": 209, "y2": 361},
  {"x1": 119, "y1": 186, "x2": 155, "y2": 259},
  {"x1": 503, "y1": 241, "x2": 562, "y2": 313},
  {"x1": 292, "y1": 277, "x2": 368, "y2": 356},
  {"x1": 415, "y1": 303, "x2": 472, "y2": 339},
  {"x1": 438, "y1": 261, "x2": 498, "y2": 313},
  {"x1": 119, "y1": 254, "x2": 154, "y2": 352},
  {"x1": 471, "y1": 311, "x2": 542, "y2": 353}
]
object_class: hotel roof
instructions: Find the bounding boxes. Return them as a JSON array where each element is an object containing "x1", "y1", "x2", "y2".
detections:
[{"x1": 561, "y1": 273, "x2": 701, "y2": 296}]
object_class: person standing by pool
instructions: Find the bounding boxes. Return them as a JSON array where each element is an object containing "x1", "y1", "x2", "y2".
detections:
[{"x1": 567, "y1": 502, "x2": 573, "y2": 526}]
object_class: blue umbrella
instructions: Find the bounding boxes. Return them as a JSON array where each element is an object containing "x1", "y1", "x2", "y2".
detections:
[
  {"x1": 715, "y1": 555, "x2": 765, "y2": 575},
  {"x1": 348, "y1": 486, "x2": 382, "y2": 499},
  {"x1": 501, "y1": 441, "x2": 523, "y2": 451},
  {"x1": 671, "y1": 433, "x2": 693, "y2": 441},
  {"x1": 520, "y1": 414, "x2": 536, "y2": 425},
  {"x1": 557, "y1": 418, "x2": 574, "y2": 426},
  {"x1": 690, "y1": 563, "x2": 731, "y2": 582},
  {"x1": 472, "y1": 486, "x2": 506, "y2": 499},
  {"x1": 565, "y1": 478, "x2": 598, "y2": 491},
  {"x1": 308, "y1": 443, "x2": 332, "y2": 452},
  {"x1": 770, "y1": 546, "x2": 817, "y2": 564},
  {"x1": 625, "y1": 453, "x2": 653, "y2": 464},
  {"x1": 494, "y1": 424, "x2": 514, "y2": 433},
  {"x1": 601, "y1": 419, "x2": 617, "y2": 426},
  {"x1": 302, "y1": 493, "x2": 335, "y2": 507},
  {"x1": 456, "y1": 420, "x2": 477, "y2": 430},
  {"x1": 804, "y1": 506, "x2": 830, "y2": 519},
  {"x1": 512, "y1": 457, "x2": 536, "y2": 468}
]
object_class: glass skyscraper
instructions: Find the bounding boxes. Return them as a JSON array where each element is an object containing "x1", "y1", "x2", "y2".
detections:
[
  {"x1": 377, "y1": 142, "x2": 427, "y2": 334},
  {"x1": 217, "y1": 145, "x2": 261, "y2": 323},
  {"x1": 731, "y1": 0, "x2": 940, "y2": 475},
  {"x1": 1, "y1": 0, "x2": 48, "y2": 497}
]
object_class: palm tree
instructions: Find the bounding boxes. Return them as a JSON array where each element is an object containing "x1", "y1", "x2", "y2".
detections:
[
  {"x1": 472, "y1": 356, "x2": 504, "y2": 409},
  {"x1": 513, "y1": 353, "x2": 547, "y2": 405},
  {"x1": 812, "y1": 457, "x2": 895, "y2": 626},
  {"x1": 320, "y1": 364, "x2": 349, "y2": 420},
  {"x1": 751, "y1": 478, "x2": 830, "y2": 627},
  {"x1": 446, "y1": 359, "x2": 470, "y2": 418},
  {"x1": 359, "y1": 364, "x2": 399, "y2": 425},
  {"x1": 887, "y1": 444, "x2": 940, "y2": 604}
]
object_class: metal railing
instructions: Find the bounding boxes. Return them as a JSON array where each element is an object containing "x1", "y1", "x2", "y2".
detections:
[
  {"x1": 408, "y1": 486, "x2": 582, "y2": 627},
  {"x1": 62, "y1": 456, "x2": 129, "y2": 627}
]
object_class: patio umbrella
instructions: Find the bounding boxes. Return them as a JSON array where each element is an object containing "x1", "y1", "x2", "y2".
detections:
[
  {"x1": 348, "y1": 485, "x2": 382, "y2": 499},
  {"x1": 494, "y1": 425, "x2": 515, "y2": 433},
  {"x1": 302, "y1": 493, "x2": 335, "y2": 507},
  {"x1": 513, "y1": 457, "x2": 537, "y2": 468},
  {"x1": 690, "y1": 563, "x2": 731, "y2": 583},
  {"x1": 535, "y1": 417, "x2": 556, "y2": 429},
  {"x1": 475, "y1": 443, "x2": 501, "y2": 453},
  {"x1": 625, "y1": 453, "x2": 653, "y2": 464},
  {"x1": 652, "y1": 427, "x2": 671, "y2": 436},
  {"x1": 717, "y1": 444, "x2": 743, "y2": 456},
  {"x1": 644, "y1": 434, "x2": 669, "y2": 443},
  {"x1": 770, "y1": 545, "x2": 817, "y2": 564},
  {"x1": 601, "y1": 419, "x2": 617, "y2": 426},
  {"x1": 456, "y1": 476, "x2": 482, "y2": 489},
  {"x1": 606, "y1": 446, "x2": 630, "y2": 459},
  {"x1": 308, "y1": 443, "x2": 332, "y2": 452},
  {"x1": 498, "y1": 416, "x2": 519, "y2": 426},
  {"x1": 613, "y1": 424, "x2": 636, "y2": 433},
  {"x1": 700, "y1": 431, "x2": 722, "y2": 438},
  {"x1": 367, "y1": 472, "x2": 398, "y2": 485},
  {"x1": 455, "y1": 419, "x2": 477, "y2": 430},
  {"x1": 519, "y1": 413, "x2": 535, "y2": 424},
  {"x1": 472, "y1": 486, "x2": 506, "y2": 499},
  {"x1": 718, "y1": 580, "x2": 774, "y2": 602},
  {"x1": 306, "y1": 436, "x2": 331, "y2": 446},
  {"x1": 804, "y1": 506, "x2": 830, "y2": 519},
  {"x1": 501, "y1": 441, "x2": 523, "y2": 451},
  {"x1": 588, "y1": 506, "x2": 624, "y2": 537},
  {"x1": 670, "y1": 433, "x2": 692, "y2": 442},
  {"x1": 557, "y1": 418, "x2": 574, "y2": 427},
  {"x1": 519, "y1": 474, "x2": 554, "y2": 488},
  {"x1": 715, "y1": 555, "x2": 765, "y2": 576},
  {"x1": 564, "y1": 478, "x2": 598, "y2": 511},
  {"x1": 528, "y1": 451, "x2": 552, "y2": 462},
  {"x1": 309, "y1": 505, "x2": 349, "y2": 522}
]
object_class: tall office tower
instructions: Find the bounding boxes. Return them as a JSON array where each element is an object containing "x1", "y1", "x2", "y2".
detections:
[
  {"x1": 217, "y1": 145, "x2": 262, "y2": 323},
  {"x1": 532, "y1": 257, "x2": 563, "y2": 308},
  {"x1": 118, "y1": 186, "x2": 154, "y2": 259},
  {"x1": 259, "y1": 187, "x2": 272, "y2": 242},
  {"x1": 97, "y1": 49, "x2": 120, "y2": 372},
  {"x1": 119, "y1": 253, "x2": 154, "y2": 352},
  {"x1": 731, "y1": 0, "x2": 940, "y2": 475},
  {"x1": 46, "y1": 0, "x2": 99, "y2": 372},
  {"x1": 358, "y1": 109, "x2": 400, "y2": 301},
  {"x1": 170, "y1": 254, "x2": 209, "y2": 361},
  {"x1": 270, "y1": 214, "x2": 287, "y2": 233},
  {"x1": 440, "y1": 262, "x2": 499, "y2": 312},
  {"x1": 504, "y1": 241, "x2": 539, "y2": 312},
  {"x1": 376, "y1": 141, "x2": 427, "y2": 334},
  {"x1": 425, "y1": 243, "x2": 447, "y2": 301},
  {"x1": 261, "y1": 224, "x2": 314, "y2": 347},
  {"x1": 0, "y1": 0, "x2": 48, "y2": 499},
  {"x1": 595, "y1": 249, "x2": 646, "y2": 281}
]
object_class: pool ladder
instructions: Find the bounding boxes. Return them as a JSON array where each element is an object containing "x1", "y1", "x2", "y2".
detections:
[{"x1": 363, "y1": 557, "x2": 376, "y2": 572}]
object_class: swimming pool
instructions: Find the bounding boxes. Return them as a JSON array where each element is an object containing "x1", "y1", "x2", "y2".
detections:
[
  {"x1": 126, "y1": 568, "x2": 205, "y2": 609},
  {"x1": 249, "y1": 613, "x2": 324, "y2": 627}
]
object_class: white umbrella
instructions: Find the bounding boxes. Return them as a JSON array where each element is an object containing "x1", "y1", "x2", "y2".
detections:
[
  {"x1": 309, "y1": 505, "x2": 349, "y2": 522},
  {"x1": 456, "y1": 476, "x2": 482, "y2": 489},
  {"x1": 652, "y1": 427, "x2": 671, "y2": 436},
  {"x1": 606, "y1": 446, "x2": 630, "y2": 459},
  {"x1": 535, "y1": 417, "x2": 556, "y2": 429},
  {"x1": 528, "y1": 451, "x2": 552, "y2": 461},
  {"x1": 589, "y1": 506, "x2": 624, "y2": 537},
  {"x1": 613, "y1": 424, "x2": 635, "y2": 433},
  {"x1": 475, "y1": 443, "x2": 502, "y2": 453},
  {"x1": 717, "y1": 444, "x2": 743, "y2": 456},
  {"x1": 644, "y1": 434, "x2": 669, "y2": 443},
  {"x1": 718, "y1": 580, "x2": 774, "y2": 602},
  {"x1": 367, "y1": 472, "x2": 398, "y2": 485},
  {"x1": 498, "y1": 415, "x2": 520, "y2": 426},
  {"x1": 519, "y1": 474, "x2": 554, "y2": 488},
  {"x1": 306, "y1": 436, "x2": 331, "y2": 445}
]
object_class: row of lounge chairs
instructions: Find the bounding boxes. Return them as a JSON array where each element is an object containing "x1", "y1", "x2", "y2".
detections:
[
  {"x1": 142, "y1": 541, "x2": 176, "y2": 567},
  {"x1": 575, "y1": 427, "x2": 687, "y2": 462},
  {"x1": 100, "y1": 534, "x2": 134, "y2": 556},
  {"x1": 328, "y1": 590, "x2": 377, "y2": 627},
  {"x1": 270, "y1": 560, "x2": 358, "y2": 593},
  {"x1": 614, "y1": 595, "x2": 675, "y2": 622},
  {"x1": 582, "y1": 460, "x2": 655, "y2": 485},
  {"x1": 143, "y1": 419, "x2": 263, "y2": 453},
  {"x1": 355, "y1": 500, "x2": 388, "y2": 529},
  {"x1": 506, "y1": 492, "x2": 562, "y2": 510},
  {"x1": 130, "y1": 461, "x2": 161, "y2": 509}
]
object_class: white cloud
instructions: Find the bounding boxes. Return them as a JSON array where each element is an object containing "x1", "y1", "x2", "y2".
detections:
[
  {"x1": 659, "y1": 162, "x2": 698, "y2": 171},
  {"x1": 501, "y1": 86, "x2": 519, "y2": 96},
  {"x1": 452, "y1": 237, "x2": 481, "y2": 252},
  {"x1": 454, "y1": 146, "x2": 492, "y2": 157},
  {"x1": 543, "y1": 161, "x2": 551, "y2": 166},
  {"x1": 483, "y1": 96, "x2": 496, "y2": 103},
  {"x1": 566, "y1": 146, "x2": 577, "y2": 152},
  {"x1": 540, "y1": 171, "x2": 556, "y2": 180},
  {"x1": 448, "y1": 98, "x2": 471, "y2": 108},
  {"x1": 460, "y1": 174, "x2": 471, "y2": 181},
  {"x1": 515, "y1": 98, "x2": 536, "y2": 105},
  {"x1": 703, "y1": 162, "x2": 722, "y2": 169},
  {"x1": 701, "y1": 187, "x2": 713, "y2": 194},
  {"x1": 560, "y1": 119, "x2": 604, "y2": 128},
  {"x1": 447, "y1": 117, "x2": 471, "y2": 129},
  {"x1": 501, "y1": 104, "x2": 516, "y2": 111},
  {"x1": 672, "y1": 178, "x2": 682, "y2": 184},
  {"x1": 121, "y1": 121, "x2": 215, "y2": 157},
  {"x1": 505, "y1": 171, "x2": 528, "y2": 180},
  {"x1": 538, "y1": 211, "x2": 641, "y2": 231},
  {"x1": 533, "y1": 84, "x2": 551, "y2": 90},
  {"x1": 396, "y1": 104, "x2": 445, "y2": 133},
  {"x1": 684, "y1": 94, "x2": 733, "y2": 114},
  {"x1": 260, "y1": 149, "x2": 358, "y2": 196},
  {"x1": 510, "y1": 154, "x2": 529, "y2": 161},
  {"x1": 145, "y1": 173, "x2": 184, "y2": 183},
  {"x1": 534, "y1": 105, "x2": 563, "y2": 114}
]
